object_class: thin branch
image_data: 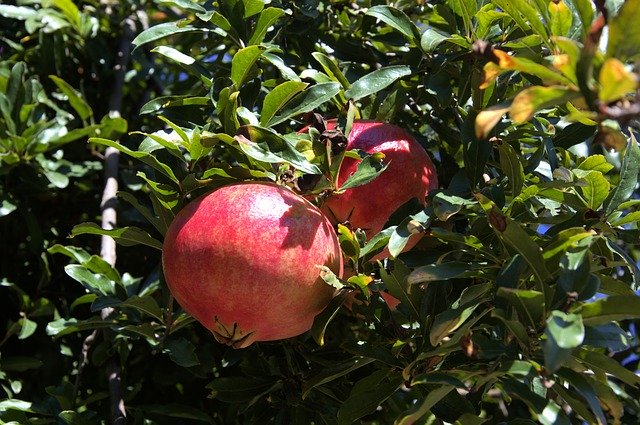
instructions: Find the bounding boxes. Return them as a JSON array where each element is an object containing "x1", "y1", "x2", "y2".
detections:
[{"x1": 71, "y1": 330, "x2": 98, "y2": 409}]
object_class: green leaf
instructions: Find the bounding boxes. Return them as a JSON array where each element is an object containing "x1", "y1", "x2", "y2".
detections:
[
  {"x1": 49, "y1": 75, "x2": 92, "y2": 120},
  {"x1": 577, "y1": 170, "x2": 610, "y2": 210},
  {"x1": 151, "y1": 46, "x2": 212, "y2": 87},
  {"x1": 607, "y1": 0, "x2": 640, "y2": 61},
  {"x1": 267, "y1": 82, "x2": 341, "y2": 126},
  {"x1": 492, "y1": 0, "x2": 548, "y2": 42},
  {"x1": 500, "y1": 378, "x2": 571, "y2": 425},
  {"x1": 337, "y1": 153, "x2": 389, "y2": 191},
  {"x1": 344, "y1": 66, "x2": 411, "y2": 101},
  {"x1": 163, "y1": 338, "x2": 199, "y2": 367},
  {"x1": 548, "y1": 0, "x2": 572, "y2": 36},
  {"x1": 46, "y1": 318, "x2": 114, "y2": 337},
  {"x1": 420, "y1": 27, "x2": 451, "y2": 52},
  {"x1": 248, "y1": 7, "x2": 286, "y2": 45},
  {"x1": 573, "y1": 0, "x2": 594, "y2": 35},
  {"x1": 18, "y1": 317, "x2": 37, "y2": 340},
  {"x1": 64, "y1": 264, "x2": 115, "y2": 296},
  {"x1": 0, "y1": 196, "x2": 17, "y2": 217},
  {"x1": 231, "y1": 45, "x2": 265, "y2": 87},
  {"x1": 408, "y1": 262, "x2": 482, "y2": 284},
  {"x1": 207, "y1": 376, "x2": 277, "y2": 403},
  {"x1": 121, "y1": 295, "x2": 164, "y2": 321},
  {"x1": 575, "y1": 349, "x2": 640, "y2": 387},
  {"x1": 70, "y1": 222, "x2": 163, "y2": 250},
  {"x1": 365, "y1": 6, "x2": 419, "y2": 42},
  {"x1": 132, "y1": 22, "x2": 208, "y2": 49},
  {"x1": 136, "y1": 404, "x2": 213, "y2": 422},
  {"x1": 312, "y1": 52, "x2": 351, "y2": 89},
  {"x1": 260, "y1": 81, "x2": 308, "y2": 126},
  {"x1": 430, "y1": 283, "x2": 492, "y2": 346},
  {"x1": 380, "y1": 260, "x2": 420, "y2": 319},
  {"x1": 576, "y1": 295, "x2": 640, "y2": 325},
  {"x1": 604, "y1": 133, "x2": 640, "y2": 216},
  {"x1": 302, "y1": 357, "x2": 375, "y2": 400},
  {"x1": 447, "y1": 0, "x2": 477, "y2": 34},
  {"x1": 556, "y1": 369, "x2": 607, "y2": 425},
  {"x1": 577, "y1": 155, "x2": 614, "y2": 173},
  {"x1": 311, "y1": 290, "x2": 350, "y2": 346},
  {"x1": 496, "y1": 288, "x2": 545, "y2": 329},
  {"x1": 0, "y1": 5, "x2": 38, "y2": 20},
  {"x1": 236, "y1": 125, "x2": 321, "y2": 174},
  {"x1": 395, "y1": 385, "x2": 454, "y2": 425},
  {"x1": 0, "y1": 356, "x2": 43, "y2": 372},
  {"x1": 546, "y1": 311, "x2": 584, "y2": 349},
  {"x1": 477, "y1": 196, "x2": 552, "y2": 287},
  {"x1": 337, "y1": 372, "x2": 403, "y2": 425},
  {"x1": 498, "y1": 142, "x2": 524, "y2": 196},
  {"x1": 89, "y1": 137, "x2": 178, "y2": 182}
]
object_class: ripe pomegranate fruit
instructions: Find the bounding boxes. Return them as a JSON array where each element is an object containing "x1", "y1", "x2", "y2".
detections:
[
  {"x1": 162, "y1": 182, "x2": 343, "y2": 348},
  {"x1": 319, "y1": 120, "x2": 438, "y2": 250}
]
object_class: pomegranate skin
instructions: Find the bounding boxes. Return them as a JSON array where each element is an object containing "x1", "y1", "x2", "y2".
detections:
[
  {"x1": 162, "y1": 182, "x2": 343, "y2": 348},
  {"x1": 322, "y1": 120, "x2": 438, "y2": 241}
]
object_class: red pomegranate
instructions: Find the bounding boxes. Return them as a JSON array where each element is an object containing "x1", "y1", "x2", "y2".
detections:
[
  {"x1": 320, "y1": 120, "x2": 438, "y2": 249},
  {"x1": 162, "y1": 182, "x2": 343, "y2": 348}
]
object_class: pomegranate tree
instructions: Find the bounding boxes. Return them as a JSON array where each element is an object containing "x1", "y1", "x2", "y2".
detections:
[
  {"x1": 321, "y1": 120, "x2": 438, "y2": 247},
  {"x1": 162, "y1": 182, "x2": 343, "y2": 348}
]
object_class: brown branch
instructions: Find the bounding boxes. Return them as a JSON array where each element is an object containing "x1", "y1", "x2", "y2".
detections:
[
  {"x1": 71, "y1": 330, "x2": 98, "y2": 409},
  {"x1": 98, "y1": 16, "x2": 137, "y2": 425}
]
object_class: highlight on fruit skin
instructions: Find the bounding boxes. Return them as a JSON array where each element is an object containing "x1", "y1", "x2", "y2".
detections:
[
  {"x1": 162, "y1": 181, "x2": 343, "y2": 348},
  {"x1": 316, "y1": 120, "x2": 438, "y2": 252}
]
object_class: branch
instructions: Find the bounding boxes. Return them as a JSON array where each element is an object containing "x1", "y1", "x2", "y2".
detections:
[{"x1": 99, "y1": 16, "x2": 136, "y2": 425}]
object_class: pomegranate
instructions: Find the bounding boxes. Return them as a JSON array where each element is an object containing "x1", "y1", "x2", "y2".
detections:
[
  {"x1": 162, "y1": 182, "x2": 343, "y2": 348},
  {"x1": 320, "y1": 120, "x2": 438, "y2": 250}
]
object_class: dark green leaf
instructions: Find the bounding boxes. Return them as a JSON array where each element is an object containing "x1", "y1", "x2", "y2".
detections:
[
  {"x1": 89, "y1": 137, "x2": 178, "y2": 182},
  {"x1": 132, "y1": 22, "x2": 208, "y2": 49},
  {"x1": 163, "y1": 338, "x2": 199, "y2": 367},
  {"x1": 302, "y1": 357, "x2": 375, "y2": 399},
  {"x1": 365, "y1": 6, "x2": 419, "y2": 42},
  {"x1": 312, "y1": 52, "x2": 351, "y2": 89},
  {"x1": 136, "y1": 404, "x2": 214, "y2": 422},
  {"x1": 49, "y1": 75, "x2": 92, "y2": 120},
  {"x1": 0, "y1": 356, "x2": 43, "y2": 372},
  {"x1": 337, "y1": 153, "x2": 389, "y2": 191},
  {"x1": 248, "y1": 7, "x2": 286, "y2": 45},
  {"x1": 395, "y1": 385, "x2": 454, "y2": 425},
  {"x1": 121, "y1": 295, "x2": 164, "y2": 321},
  {"x1": 268, "y1": 82, "x2": 341, "y2": 126},
  {"x1": 337, "y1": 372, "x2": 403, "y2": 425},
  {"x1": 231, "y1": 45, "x2": 265, "y2": 87},
  {"x1": 64, "y1": 264, "x2": 115, "y2": 296},
  {"x1": 576, "y1": 295, "x2": 640, "y2": 325},
  {"x1": 70, "y1": 222, "x2": 163, "y2": 250},
  {"x1": 207, "y1": 376, "x2": 277, "y2": 403},
  {"x1": 604, "y1": 134, "x2": 640, "y2": 215},
  {"x1": 311, "y1": 290, "x2": 350, "y2": 346},
  {"x1": 260, "y1": 81, "x2": 308, "y2": 126},
  {"x1": 344, "y1": 66, "x2": 411, "y2": 101}
]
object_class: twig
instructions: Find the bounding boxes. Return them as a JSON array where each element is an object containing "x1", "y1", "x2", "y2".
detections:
[{"x1": 71, "y1": 330, "x2": 98, "y2": 409}]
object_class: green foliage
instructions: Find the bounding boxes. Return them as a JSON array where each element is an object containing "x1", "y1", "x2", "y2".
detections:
[{"x1": 1, "y1": 0, "x2": 640, "y2": 424}]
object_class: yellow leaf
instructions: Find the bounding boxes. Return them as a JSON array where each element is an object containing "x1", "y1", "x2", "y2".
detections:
[
  {"x1": 598, "y1": 58, "x2": 638, "y2": 104},
  {"x1": 509, "y1": 86, "x2": 577, "y2": 123},
  {"x1": 475, "y1": 105, "x2": 510, "y2": 139},
  {"x1": 480, "y1": 62, "x2": 501, "y2": 89}
]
